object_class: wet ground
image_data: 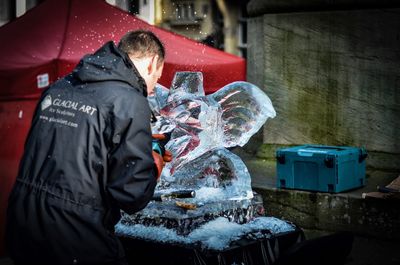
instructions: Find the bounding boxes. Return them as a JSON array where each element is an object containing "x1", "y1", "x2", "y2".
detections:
[
  {"x1": 304, "y1": 229, "x2": 400, "y2": 265},
  {"x1": 0, "y1": 258, "x2": 11, "y2": 265},
  {"x1": 2, "y1": 233, "x2": 400, "y2": 265}
]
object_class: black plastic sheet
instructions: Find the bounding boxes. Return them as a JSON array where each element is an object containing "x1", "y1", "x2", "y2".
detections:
[{"x1": 119, "y1": 228, "x2": 304, "y2": 265}]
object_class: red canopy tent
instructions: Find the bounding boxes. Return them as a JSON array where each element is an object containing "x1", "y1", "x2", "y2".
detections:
[{"x1": 0, "y1": 0, "x2": 245, "y2": 256}]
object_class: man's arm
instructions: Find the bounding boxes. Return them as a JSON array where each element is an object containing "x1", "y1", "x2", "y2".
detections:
[{"x1": 106, "y1": 93, "x2": 157, "y2": 214}]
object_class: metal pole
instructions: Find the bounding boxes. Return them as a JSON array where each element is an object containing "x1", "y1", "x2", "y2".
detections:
[
  {"x1": 0, "y1": 0, "x2": 16, "y2": 26},
  {"x1": 26, "y1": 0, "x2": 42, "y2": 10},
  {"x1": 116, "y1": 0, "x2": 130, "y2": 12}
]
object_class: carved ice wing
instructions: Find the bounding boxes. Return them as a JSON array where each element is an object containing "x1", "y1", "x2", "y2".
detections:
[{"x1": 209, "y1": 81, "x2": 276, "y2": 147}]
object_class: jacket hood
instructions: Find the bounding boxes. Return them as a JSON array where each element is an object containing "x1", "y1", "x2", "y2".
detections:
[{"x1": 73, "y1": 41, "x2": 147, "y2": 96}]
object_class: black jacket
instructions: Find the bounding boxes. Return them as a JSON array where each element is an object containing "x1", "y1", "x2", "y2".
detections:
[{"x1": 6, "y1": 42, "x2": 157, "y2": 265}]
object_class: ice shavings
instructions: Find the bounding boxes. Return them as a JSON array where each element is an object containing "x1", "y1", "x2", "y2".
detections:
[
  {"x1": 115, "y1": 222, "x2": 186, "y2": 245},
  {"x1": 116, "y1": 217, "x2": 295, "y2": 251},
  {"x1": 188, "y1": 217, "x2": 244, "y2": 250},
  {"x1": 247, "y1": 217, "x2": 297, "y2": 234}
]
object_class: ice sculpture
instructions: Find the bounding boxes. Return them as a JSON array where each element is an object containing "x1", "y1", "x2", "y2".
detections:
[
  {"x1": 149, "y1": 72, "x2": 276, "y2": 202},
  {"x1": 117, "y1": 72, "x2": 291, "y2": 250}
]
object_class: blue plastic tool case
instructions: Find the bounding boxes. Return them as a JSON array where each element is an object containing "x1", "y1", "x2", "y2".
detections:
[{"x1": 276, "y1": 145, "x2": 367, "y2": 193}]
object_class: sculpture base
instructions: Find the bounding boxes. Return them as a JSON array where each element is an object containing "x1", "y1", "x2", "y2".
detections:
[{"x1": 120, "y1": 193, "x2": 265, "y2": 235}]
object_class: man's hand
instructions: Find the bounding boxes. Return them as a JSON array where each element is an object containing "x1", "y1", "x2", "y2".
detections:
[
  {"x1": 152, "y1": 133, "x2": 173, "y2": 180},
  {"x1": 152, "y1": 151, "x2": 164, "y2": 180}
]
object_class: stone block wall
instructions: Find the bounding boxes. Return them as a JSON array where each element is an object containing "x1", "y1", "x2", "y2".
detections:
[{"x1": 247, "y1": 1, "x2": 400, "y2": 170}]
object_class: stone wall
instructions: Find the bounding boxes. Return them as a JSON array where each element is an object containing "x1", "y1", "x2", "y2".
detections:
[
  {"x1": 247, "y1": 1, "x2": 400, "y2": 170},
  {"x1": 253, "y1": 187, "x2": 400, "y2": 240}
]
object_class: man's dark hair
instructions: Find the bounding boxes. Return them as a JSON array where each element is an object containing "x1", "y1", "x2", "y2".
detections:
[{"x1": 118, "y1": 30, "x2": 165, "y2": 64}]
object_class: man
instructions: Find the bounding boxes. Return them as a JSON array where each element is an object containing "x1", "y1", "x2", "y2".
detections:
[{"x1": 6, "y1": 30, "x2": 166, "y2": 265}]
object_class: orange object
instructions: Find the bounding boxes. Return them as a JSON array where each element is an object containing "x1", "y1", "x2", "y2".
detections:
[
  {"x1": 175, "y1": 201, "x2": 197, "y2": 210},
  {"x1": 152, "y1": 151, "x2": 164, "y2": 180},
  {"x1": 163, "y1": 150, "x2": 173, "y2": 162},
  {"x1": 152, "y1": 134, "x2": 173, "y2": 163},
  {"x1": 152, "y1": 134, "x2": 166, "y2": 140}
]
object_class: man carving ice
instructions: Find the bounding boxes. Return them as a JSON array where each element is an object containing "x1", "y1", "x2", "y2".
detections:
[{"x1": 6, "y1": 30, "x2": 169, "y2": 265}]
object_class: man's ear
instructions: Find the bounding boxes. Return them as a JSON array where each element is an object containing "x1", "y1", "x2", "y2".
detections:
[{"x1": 147, "y1": 55, "x2": 159, "y2": 75}]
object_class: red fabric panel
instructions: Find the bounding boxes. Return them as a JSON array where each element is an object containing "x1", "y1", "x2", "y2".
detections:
[
  {"x1": 59, "y1": 0, "x2": 246, "y2": 93},
  {"x1": 0, "y1": 100, "x2": 37, "y2": 256},
  {"x1": 0, "y1": 0, "x2": 69, "y2": 98},
  {"x1": 0, "y1": 0, "x2": 245, "y2": 99},
  {"x1": 0, "y1": 63, "x2": 58, "y2": 99}
]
